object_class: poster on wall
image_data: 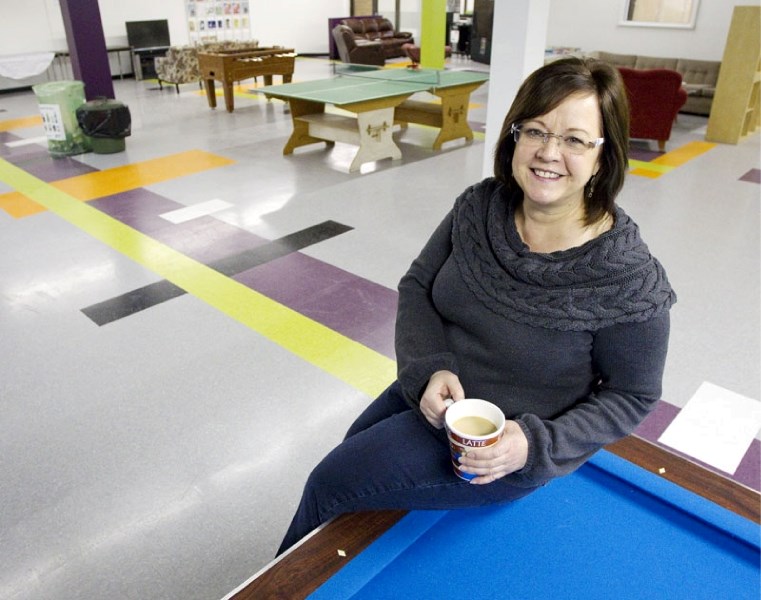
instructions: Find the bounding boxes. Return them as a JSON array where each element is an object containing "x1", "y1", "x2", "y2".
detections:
[{"x1": 185, "y1": 0, "x2": 251, "y2": 43}]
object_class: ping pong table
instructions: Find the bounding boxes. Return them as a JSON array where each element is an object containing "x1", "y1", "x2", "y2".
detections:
[{"x1": 258, "y1": 66, "x2": 489, "y2": 172}]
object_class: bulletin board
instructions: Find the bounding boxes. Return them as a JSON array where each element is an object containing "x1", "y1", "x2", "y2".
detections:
[{"x1": 185, "y1": 1, "x2": 251, "y2": 42}]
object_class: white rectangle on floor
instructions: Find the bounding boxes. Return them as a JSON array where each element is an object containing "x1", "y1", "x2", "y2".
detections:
[
  {"x1": 658, "y1": 381, "x2": 761, "y2": 474},
  {"x1": 160, "y1": 199, "x2": 232, "y2": 224},
  {"x1": 5, "y1": 136, "x2": 48, "y2": 148}
]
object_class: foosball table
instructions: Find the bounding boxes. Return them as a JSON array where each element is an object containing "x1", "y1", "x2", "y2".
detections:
[{"x1": 197, "y1": 47, "x2": 296, "y2": 112}]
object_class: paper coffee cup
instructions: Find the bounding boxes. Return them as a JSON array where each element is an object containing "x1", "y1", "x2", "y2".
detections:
[{"x1": 444, "y1": 399, "x2": 505, "y2": 481}]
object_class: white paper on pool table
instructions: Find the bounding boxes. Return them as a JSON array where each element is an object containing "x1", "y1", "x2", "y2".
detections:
[{"x1": 658, "y1": 381, "x2": 761, "y2": 474}]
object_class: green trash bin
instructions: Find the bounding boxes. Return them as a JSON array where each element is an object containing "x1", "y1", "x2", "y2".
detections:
[
  {"x1": 32, "y1": 80, "x2": 92, "y2": 157},
  {"x1": 76, "y1": 98, "x2": 132, "y2": 154}
]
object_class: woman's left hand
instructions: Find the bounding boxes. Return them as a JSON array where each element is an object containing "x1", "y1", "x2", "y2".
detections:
[{"x1": 457, "y1": 420, "x2": 529, "y2": 484}]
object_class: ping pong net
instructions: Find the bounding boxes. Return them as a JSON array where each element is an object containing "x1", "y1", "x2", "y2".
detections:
[{"x1": 331, "y1": 63, "x2": 442, "y2": 86}]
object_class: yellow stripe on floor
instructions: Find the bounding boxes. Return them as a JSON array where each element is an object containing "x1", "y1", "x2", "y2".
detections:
[
  {"x1": 629, "y1": 159, "x2": 674, "y2": 178},
  {"x1": 0, "y1": 115, "x2": 43, "y2": 132},
  {"x1": 651, "y1": 140, "x2": 716, "y2": 167},
  {"x1": 629, "y1": 167, "x2": 663, "y2": 179},
  {"x1": 0, "y1": 157, "x2": 396, "y2": 399},
  {"x1": 629, "y1": 141, "x2": 716, "y2": 178},
  {"x1": 0, "y1": 149, "x2": 234, "y2": 218},
  {"x1": 385, "y1": 61, "x2": 416, "y2": 70}
]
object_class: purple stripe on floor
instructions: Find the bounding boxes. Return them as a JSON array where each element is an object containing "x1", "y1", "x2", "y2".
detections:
[
  {"x1": 634, "y1": 399, "x2": 680, "y2": 440},
  {"x1": 236, "y1": 252, "x2": 397, "y2": 359},
  {"x1": 91, "y1": 189, "x2": 397, "y2": 358},
  {"x1": 92, "y1": 190, "x2": 269, "y2": 263},
  {"x1": 629, "y1": 142, "x2": 663, "y2": 162},
  {"x1": 0, "y1": 131, "x2": 50, "y2": 162},
  {"x1": 739, "y1": 168, "x2": 760, "y2": 184},
  {"x1": 90, "y1": 189, "x2": 186, "y2": 233},
  {"x1": 18, "y1": 154, "x2": 98, "y2": 182},
  {"x1": 1, "y1": 130, "x2": 97, "y2": 179}
]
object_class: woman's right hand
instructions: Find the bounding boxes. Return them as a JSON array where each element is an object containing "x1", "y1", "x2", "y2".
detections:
[{"x1": 420, "y1": 370, "x2": 465, "y2": 429}]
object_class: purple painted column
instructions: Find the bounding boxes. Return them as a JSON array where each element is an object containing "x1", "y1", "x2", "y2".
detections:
[{"x1": 58, "y1": 0, "x2": 115, "y2": 100}]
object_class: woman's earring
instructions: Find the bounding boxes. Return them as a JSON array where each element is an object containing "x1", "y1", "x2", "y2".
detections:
[{"x1": 587, "y1": 174, "x2": 596, "y2": 199}]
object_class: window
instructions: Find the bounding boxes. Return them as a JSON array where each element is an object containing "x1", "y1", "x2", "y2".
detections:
[{"x1": 621, "y1": 0, "x2": 700, "y2": 29}]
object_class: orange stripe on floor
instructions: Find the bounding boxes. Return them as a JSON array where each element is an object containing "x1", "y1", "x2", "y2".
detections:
[
  {"x1": 628, "y1": 141, "x2": 717, "y2": 178},
  {"x1": 0, "y1": 115, "x2": 43, "y2": 132},
  {"x1": 630, "y1": 168, "x2": 664, "y2": 179},
  {"x1": 651, "y1": 141, "x2": 716, "y2": 168},
  {"x1": 0, "y1": 149, "x2": 234, "y2": 218}
]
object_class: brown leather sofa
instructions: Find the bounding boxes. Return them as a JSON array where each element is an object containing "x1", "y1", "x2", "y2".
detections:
[
  {"x1": 332, "y1": 25, "x2": 385, "y2": 66},
  {"x1": 340, "y1": 16, "x2": 414, "y2": 59}
]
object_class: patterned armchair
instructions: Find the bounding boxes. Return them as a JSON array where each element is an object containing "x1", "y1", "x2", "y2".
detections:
[
  {"x1": 155, "y1": 46, "x2": 201, "y2": 93},
  {"x1": 154, "y1": 41, "x2": 260, "y2": 93}
]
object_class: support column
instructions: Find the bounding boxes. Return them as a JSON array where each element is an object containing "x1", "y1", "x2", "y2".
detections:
[
  {"x1": 420, "y1": 0, "x2": 447, "y2": 69},
  {"x1": 481, "y1": 0, "x2": 550, "y2": 178},
  {"x1": 58, "y1": 0, "x2": 115, "y2": 100}
]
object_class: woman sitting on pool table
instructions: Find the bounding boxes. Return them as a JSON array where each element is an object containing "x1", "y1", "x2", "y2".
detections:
[{"x1": 278, "y1": 57, "x2": 676, "y2": 555}]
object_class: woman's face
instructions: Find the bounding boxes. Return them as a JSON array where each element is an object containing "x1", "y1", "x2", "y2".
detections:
[{"x1": 511, "y1": 92, "x2": 603, "y2": 212}]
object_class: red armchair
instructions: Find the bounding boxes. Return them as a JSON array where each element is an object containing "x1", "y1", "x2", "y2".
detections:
[{"x1": 618, "y1": 67, "x2": 688, "y2": 151}]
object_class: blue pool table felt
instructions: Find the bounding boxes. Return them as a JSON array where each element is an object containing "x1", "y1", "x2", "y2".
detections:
[{"x1": 309, "y1": 451, "x2": 760, "y2": 599}]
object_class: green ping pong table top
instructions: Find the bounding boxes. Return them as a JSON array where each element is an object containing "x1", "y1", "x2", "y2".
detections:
[
  {"x1": 334, "y1": 65, "x2": 489, "y2": 86},
  {"x1": 258, "y1": 67, "x2": 489, "y2": 107}
]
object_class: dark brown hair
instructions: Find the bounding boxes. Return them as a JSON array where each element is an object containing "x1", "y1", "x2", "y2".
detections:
[{"x1": 493, "y1": 57, "x2": 630, "y2": 225}]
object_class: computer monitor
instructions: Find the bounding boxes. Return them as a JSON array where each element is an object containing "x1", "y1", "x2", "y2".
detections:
[{"x1": 125, "y1": 20, "x2": 170, "y2": 50}]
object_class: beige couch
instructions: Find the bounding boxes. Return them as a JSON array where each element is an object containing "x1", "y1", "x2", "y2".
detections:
[{"x1": 590, "y1": 51, "x2": 720, "y2": 116}]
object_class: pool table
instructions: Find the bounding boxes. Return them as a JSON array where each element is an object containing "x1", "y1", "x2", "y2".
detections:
[{"x1": 228, "y1": 436, "x2": 760, "y2": 599}]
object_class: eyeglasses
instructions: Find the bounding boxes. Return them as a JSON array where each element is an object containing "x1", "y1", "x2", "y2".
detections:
[{"x1": 511, "y1": 123, "x2": 604, "y2": 155}]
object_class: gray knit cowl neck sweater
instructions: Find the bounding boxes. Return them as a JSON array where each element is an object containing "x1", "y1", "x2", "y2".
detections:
[{"x1": 451, "y1": 178, "x2": 677, "y2": 332}]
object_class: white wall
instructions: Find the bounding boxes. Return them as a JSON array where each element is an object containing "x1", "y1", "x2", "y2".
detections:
[
  {"x1": 0, "y1": 0, "x2": 348, "y2": 90},
  {"x1": 0, "y1": 0, "x2": 351, "y2": 55},
  {"x1": 2, "y1": 0, "x2": 748, "y2": 59},
  {"x1": 0, "y1": 0, "x2": 186, "y2": 54},
  {"x1": 249, "y1": 0, "x2": 347, "y2": 51},
  {"x1": 378, "y1": 0, "x2": 422, "y2": 41},
  {"x1": 0, "y1": 0, "x2": 430, "y2": 57},
  {"x1": 546, "y1": 0, "x2": 758, "y2": 61},
  {"x1": 0, "y1": 0, "x2": 753, "y2": 92}
]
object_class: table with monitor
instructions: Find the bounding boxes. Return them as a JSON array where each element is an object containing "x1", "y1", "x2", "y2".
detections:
[
  {"x1": 226, "y1": 435, "x2": 760, "y2": 599},
  {"x1": 125, "y1": 19, "x2": 172, "y2": 81},
  {"x1": 258, "y1": 66, "x2": 489, "y2": 171}
]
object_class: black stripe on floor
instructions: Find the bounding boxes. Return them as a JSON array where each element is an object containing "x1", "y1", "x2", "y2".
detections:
[{"x1": 81, "y1": 220, "x2": 353, "y2": 326}]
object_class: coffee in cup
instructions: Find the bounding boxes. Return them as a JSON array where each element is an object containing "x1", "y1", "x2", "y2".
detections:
[{"x1": 444, "y1": 399, "x2": 505, "y2": 481}]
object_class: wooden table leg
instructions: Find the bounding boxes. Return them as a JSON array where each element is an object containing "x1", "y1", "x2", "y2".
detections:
[
  {"x1": 432, "y1": 90, "x2": 472, "y2": 150},
  {"x1": 282, "y1": 98, "x2": 329, "y2": 155},
  {"x1": 204, "y1": 79, "x2": 217, "y2": 109},
  {"x1": 223, "y1": 80, "x2": 235, "y2": 112},
  {"x1": 350, "y1": 107, "x2": 401, "y2": 172}
]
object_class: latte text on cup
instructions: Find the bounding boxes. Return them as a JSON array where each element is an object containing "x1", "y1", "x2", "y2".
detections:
[{"x1": 444, "y1": 399, "x2": 505, "y2": 481}]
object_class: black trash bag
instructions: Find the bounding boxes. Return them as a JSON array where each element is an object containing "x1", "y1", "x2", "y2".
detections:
[{"x1": 76, "y1": 98, "x2": 132, "y2": 139}]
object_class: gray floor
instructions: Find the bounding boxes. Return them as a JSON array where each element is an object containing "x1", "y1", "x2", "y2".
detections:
[{"x1": 0, "y1": 56, "x2": 758, "y2": 599}]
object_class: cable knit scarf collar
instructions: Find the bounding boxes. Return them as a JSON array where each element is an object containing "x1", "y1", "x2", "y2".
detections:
[{"x1": 451, "y1": 178, "x2": 676, "y2": 332}]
